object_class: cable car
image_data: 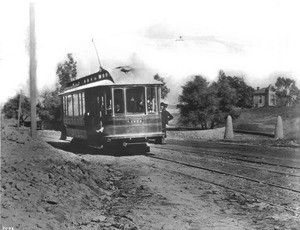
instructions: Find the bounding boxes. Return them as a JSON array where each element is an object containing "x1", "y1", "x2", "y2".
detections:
[{"x1": 59, "y1": 66, "x2": 165, "y2": 151}]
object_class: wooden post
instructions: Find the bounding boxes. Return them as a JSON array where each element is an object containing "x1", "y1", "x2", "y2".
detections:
[
  {"x1": 17, "y1": 90, "x2": 22, "y2": 128},
  {"x1": 29, "y1": 3, "x2": 37, "y2": 138}
]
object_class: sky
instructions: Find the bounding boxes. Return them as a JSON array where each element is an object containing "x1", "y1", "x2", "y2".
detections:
[{"x1": 1, "y1": 0, "x2": 300, "y2": 104}]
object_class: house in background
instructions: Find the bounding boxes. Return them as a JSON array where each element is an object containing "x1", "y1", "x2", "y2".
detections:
[{"x1": 253, "y1": 84, "x2": 276, "y2": 107}]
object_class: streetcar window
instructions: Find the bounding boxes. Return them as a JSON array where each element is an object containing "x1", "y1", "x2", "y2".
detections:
[
  {"x1": 105, "y1": 89, "x2": 112, "y2": 115},
  {"x1": 114, "y1": 88, "x2": 124, "y2": 114},
  {"x1": 147, "y1": 87, "x2": 157, "y2": 114},
  {"x1": 67, "y1": 95, "x2": 73, "y2": 116},
  {"x1": 63, "y1": 96, "x2": 67, "y2": 115},
  {"x1": 126, "y1": 87, "x2": 145, "y2": 113},
  {"x1": 82, "y1": 92, "x2": 85, "y2": 115},
  {"x1": 73, "y1": 93, "x2": 79, "y2": 116},
  {"x1": 78, "y1": 93, "x2": 82, "y2": 116}
]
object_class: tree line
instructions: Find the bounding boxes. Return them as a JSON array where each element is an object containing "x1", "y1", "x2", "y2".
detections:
[
  {"x1": 178, "y1": 71, "x2": 254, "y2": 129},
  {"x1": 178, "y1": 71, "x2": 300, "y2": 129},
  {"x1": 2, "y1": 53, "x2": 300, "y2": 130}
]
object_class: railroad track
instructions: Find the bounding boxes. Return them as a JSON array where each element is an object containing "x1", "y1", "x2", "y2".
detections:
[
  {"x1": 152, "y1": 144, "x2": 300, "y2": 172},
  {"x1": 146, "y1": 147, "x2": 300, "y2": 215},
  {"x1": 147, "y1": 154, "x2": 300, "y2": 194},
  {"x1": 151, "y1": 145, "x2": 300, "y2": 191}
]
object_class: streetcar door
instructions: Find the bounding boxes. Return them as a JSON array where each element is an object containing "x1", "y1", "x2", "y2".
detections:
[
  {"x1": 85, "y1": 88, "x2": 105, "y2": 131},
  {"x1": 96, "y1": 88, "x2": 105, "y2": 129}
]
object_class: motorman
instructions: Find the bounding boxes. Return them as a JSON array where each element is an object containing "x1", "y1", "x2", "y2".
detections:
[{"x1": 160, "y1": 102, "x2": 173, "y2": 139}]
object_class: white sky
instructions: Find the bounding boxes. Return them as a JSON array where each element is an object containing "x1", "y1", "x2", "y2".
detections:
[{"x1": 1, "y1": 0, "x2": 300, "y2": 104}]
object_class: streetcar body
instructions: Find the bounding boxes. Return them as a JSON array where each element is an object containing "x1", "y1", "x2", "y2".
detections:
[{"x1": 60, "y1": 66, "x2": 164, "y2": 148}]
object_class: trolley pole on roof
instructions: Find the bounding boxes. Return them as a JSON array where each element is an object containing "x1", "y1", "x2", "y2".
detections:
[
  {"x1": 92, "y1": 39, "x2": 102, "y2": 70},
  {"x1": 29, "y1": 2, "x2": 37, "y2": 138}
]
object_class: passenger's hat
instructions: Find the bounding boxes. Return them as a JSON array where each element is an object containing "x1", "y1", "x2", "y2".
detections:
[{"x1": 160, "y1": 102, "x2": 168, "y2": 107}]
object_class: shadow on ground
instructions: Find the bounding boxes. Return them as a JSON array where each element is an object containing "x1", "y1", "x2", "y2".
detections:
[{"x1": 46, "y1": 140, "x2": 150, "y2": 157}]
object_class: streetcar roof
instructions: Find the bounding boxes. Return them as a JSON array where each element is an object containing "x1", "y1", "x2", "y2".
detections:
[{"x1": 60, "y1": 66, "x2": 163, "y2": 95}]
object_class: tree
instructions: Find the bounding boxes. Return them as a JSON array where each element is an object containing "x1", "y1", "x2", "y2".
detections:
[
  {"x1": 216, "y1": 70, "x2": 254, "y2": 108},
  {"x1": 178, "y1": 71, "x2": 242, "y2": 129},
  {"x1": 227, "y1": 76, "x2": 254, "y2": 108},
  {"x1": 215, "y1": 72, "x2": 238, "y2": 111},
  {"x1": 209, "y1": 72, "x2": 241, "y2": 128},
  {"x1": 178, "y1": 75, "x2": 218, "y2": 129},
  {"x1": 2, "y1": 92, "x2": 44, "y2": 127},
  {"x1": 39, "y1": 53, "x2": 77, "y2": 129},
  {"x1": 2, "y1": 93, "x2": 30, "y2": 120},
  {"x1": 38, "y1": 84, "x2": 62, "y2": 129},
  {"x1": 57, "y1": 53, "x2": 77, "y2": 91},
  {"x1": 275, "y1": 76, "x2": 300, "y2": 106},
  {"x1": 154, "y1": 74, "x2": 170, "y2": 99}
]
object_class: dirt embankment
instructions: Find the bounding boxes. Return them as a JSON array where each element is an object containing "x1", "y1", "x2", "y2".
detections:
[
  {"x1": 1, "y1": 124, "x2": 139, "y2": 230},
  {"x1": 2, "y1": 118, "x2": 300, "y2": 230}
]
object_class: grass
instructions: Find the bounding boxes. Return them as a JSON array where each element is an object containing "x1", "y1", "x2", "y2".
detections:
[
  {"x1": 234, "y1": 104, "x2": 300, "y2": 140},
  {"x1": 167, "y1": 104, "x2": 300, "y2": 141}
]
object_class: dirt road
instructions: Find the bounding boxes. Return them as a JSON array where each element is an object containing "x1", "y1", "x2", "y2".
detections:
[{"x1": 1, "y1": 125, "x2": 300, "y2": 229}]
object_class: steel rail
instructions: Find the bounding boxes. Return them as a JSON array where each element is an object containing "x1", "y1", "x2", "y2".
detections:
[
  {"x1": 147, "y1": 154, "x2": 300, "y2": 194},
  {"x1": 152, "y1": 145, "x2": 300, "y2": 177},
  {"x1": 152, "y1": 145, "x2": 300, "y2": 171}
]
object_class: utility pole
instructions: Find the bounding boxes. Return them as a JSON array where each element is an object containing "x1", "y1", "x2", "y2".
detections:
[
  {"x1": 29, "y1": 2, "x2": 37, "y2": 138},
  {"x1": 17, "y1": 90, "x2": 22, "y2": 128}
]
